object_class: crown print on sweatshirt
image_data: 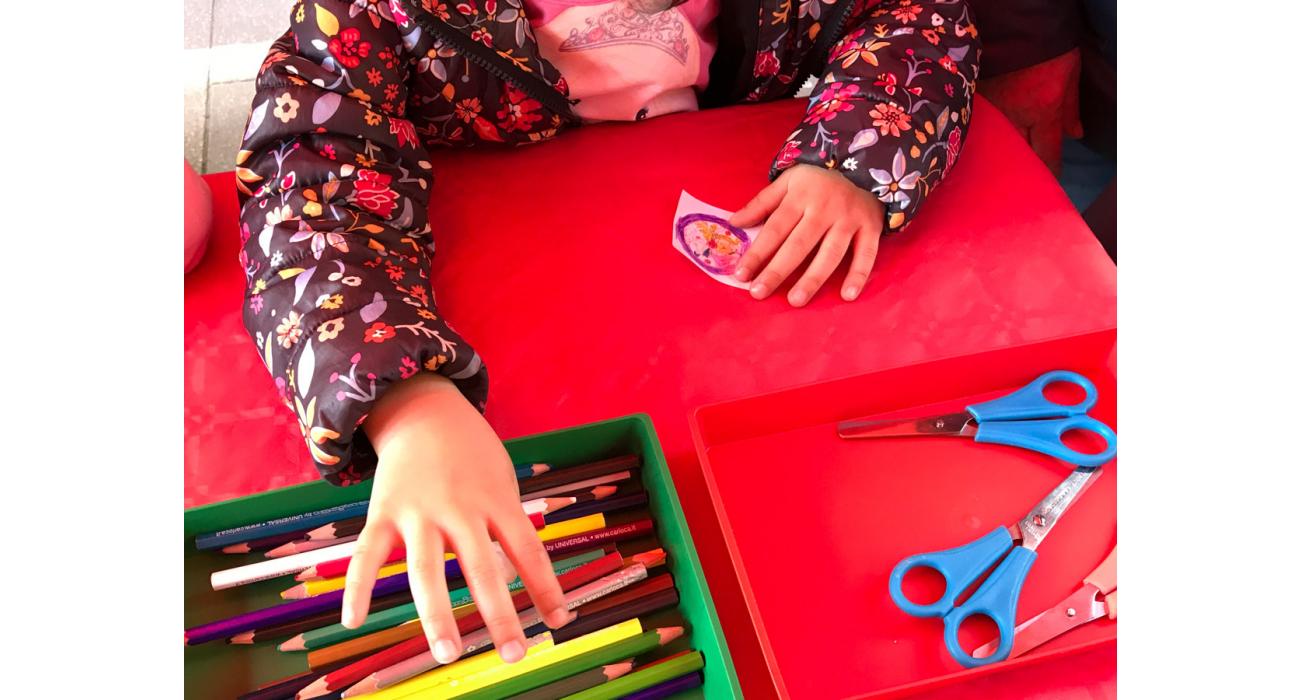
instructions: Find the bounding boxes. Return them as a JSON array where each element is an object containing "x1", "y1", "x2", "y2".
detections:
[{"x1": 558, "y1": 0, "x2": 692, "y2": 65}]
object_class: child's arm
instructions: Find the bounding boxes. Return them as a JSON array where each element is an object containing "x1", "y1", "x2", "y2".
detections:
[
  {"x1": 237, "y1": 1, "x2": 569, "y2": 664},
  {"x1": 733, "y1": 0, "x2": 981, "y2": 305}
]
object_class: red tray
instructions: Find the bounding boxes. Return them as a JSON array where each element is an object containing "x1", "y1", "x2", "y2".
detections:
[{"x1": 690, "y1": 330, "x2": 1117, "y2": 699}]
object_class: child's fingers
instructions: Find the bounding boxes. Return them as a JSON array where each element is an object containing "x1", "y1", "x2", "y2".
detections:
[
  {"x1": 401, "y1": 520, "x2": 462, "y2": 664},
  {"x1": 751, "y1": 214, "x2": 824, "y2": 300},
  {"x1": 731, "y1": 177, "x2": 787, "y2": 228},
  {"x1": 341, "y1": 520, "x2": 397, "y2": 628},
  {"x1": 493, "y1": 511, "x2": 573, "y2": 630},
  {"x1": 447, "y1": 522, "x2": 529, "y2": 664},
  {"x1": 738, "y1": 201, "x2": 802, "y2": 285},
  {"x1": 842, "y1": 229, "x2": 880, "y2": 302},
  {"x1": 788, "y1": 226, "x2": 853, "y2": 307}
]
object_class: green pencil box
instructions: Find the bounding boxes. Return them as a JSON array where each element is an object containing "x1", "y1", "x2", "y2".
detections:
[{"x1": 184, "y1": 413, "x2": 741, "y2": 699}]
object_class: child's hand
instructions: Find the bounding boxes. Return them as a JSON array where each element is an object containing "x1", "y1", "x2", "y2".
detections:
[
  {"x1": 342, "y1": 373, "x2": 573, "y2": 665},
  {"x1": 731, "y1": 164, "x2": 885, "y2": 306}
]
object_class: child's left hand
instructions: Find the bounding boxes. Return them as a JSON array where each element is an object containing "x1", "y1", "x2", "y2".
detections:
[{"x1": 731, "y1": 164, "x2": 885, "y2": 306}]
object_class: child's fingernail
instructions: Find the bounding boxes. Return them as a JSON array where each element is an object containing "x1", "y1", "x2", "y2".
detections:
[
  {"x1": 341, "y1": 609, "x2": 357, "y2": 628},
  {"x1": 500, "y1": 639, "x2": 526, "y2": 664},
  {"x1": 844, "y1": 286, "x2": 860, "y2": 301},
  {"x1": 434, "y1": 639, "x2": 459, "y2": 664},
  {"x1": 789, "y1": 289, "x2": 808, "y2": 306},
  {"x1": 750, "y1": 282, "x2": 768, "y2": 299},
  {"x1": 548, "y1": 607, "x2": 576, "y2": 627},
  {"x1": 735, "y1": 265, "x2": 751, "y2": 282}
]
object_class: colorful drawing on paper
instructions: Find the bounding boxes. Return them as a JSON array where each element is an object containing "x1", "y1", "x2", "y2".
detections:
[
  {"x1": 672, "y1": 191, "x2": 757, "y2": 289},
  {"x1": 676, "y1": 213, "x2": 750, "y2": 275}
]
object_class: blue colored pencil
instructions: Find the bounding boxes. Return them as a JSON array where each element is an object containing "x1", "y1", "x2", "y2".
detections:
[
  {"x1": 548, "y1": 491, "x2": 649, "y2": 524},
  {"x1": 620, "y1": 672, "x2": 703, "y2": 700},
  {"x1": 195, "y1": 500, "x2": 370, "y2": 551}
]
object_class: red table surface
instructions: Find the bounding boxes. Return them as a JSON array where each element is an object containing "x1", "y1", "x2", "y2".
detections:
[{"x1": 185, "y1": 95, "x2": 1116, "y2": 698}]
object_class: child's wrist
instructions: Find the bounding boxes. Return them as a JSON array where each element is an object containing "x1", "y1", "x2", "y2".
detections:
[{"x1": 364, "y1": 372, "x2": 467, "y2": 455}]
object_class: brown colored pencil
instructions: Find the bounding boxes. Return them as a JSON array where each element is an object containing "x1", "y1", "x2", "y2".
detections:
[
  {"x1": 554, "y1": 584, "x2": 681, "y2": 644},
  {"x1": 507, "y1": 660, "x2": 636, "y2": 700},
  {"x1": 266, "y1": 534, "x2": 359, "y2": 558},
  {"x1": 518, "y1": 455, "x2": 640, "y2": 496},
  {"x1": 304, "y1": 515, "x2": 367, "y2": 541}
]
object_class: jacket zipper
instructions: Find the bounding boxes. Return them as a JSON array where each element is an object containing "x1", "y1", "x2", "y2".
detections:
[
  {"x1": 793, "y1": 0, "x2": 858, "y2": 98},
  {"x1": 400, "y1": 0, "x2": 576, "y2": 121}
]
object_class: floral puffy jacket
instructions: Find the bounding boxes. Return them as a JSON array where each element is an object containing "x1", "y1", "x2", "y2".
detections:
[{"x1": 238, "y1": 0, "x2": 980, "y2": 484}]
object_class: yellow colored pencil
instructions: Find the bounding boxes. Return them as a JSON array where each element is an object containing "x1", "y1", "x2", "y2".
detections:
[
  {"x1": 361, "y1": 618, "x2": 644, "y2": 700},
  {"x1": 283, "y1": 562, "x2": 409, "y2": 599}
]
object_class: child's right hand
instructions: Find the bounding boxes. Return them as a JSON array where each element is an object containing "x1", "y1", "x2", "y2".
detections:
[{"x1": 341, "y1": 373, "x2": 574, "y2": 665}]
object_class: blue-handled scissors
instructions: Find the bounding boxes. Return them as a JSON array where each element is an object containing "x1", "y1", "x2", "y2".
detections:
[
  {"x1": 837, "y1": 370, "x2": 1117, "y2": 467},
  {"x1": 889, "y1": 464, "x2": 1103, "y2": 667}
]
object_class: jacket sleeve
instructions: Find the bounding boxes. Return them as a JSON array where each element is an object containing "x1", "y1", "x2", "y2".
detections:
[
  {"x1": 771, "y1": 0, "x2": 982, "y2": 233},
  {"x1": 237, "y1": 0, "x2": 487, "y2": 486}
]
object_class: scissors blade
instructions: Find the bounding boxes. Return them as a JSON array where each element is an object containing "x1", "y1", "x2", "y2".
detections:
[
  {"x1": 837, "y1": 411, "x2": 977, "y2": 439},
  {"x1": 1016, "y1": 466, "x2": 1103, "y2": 551},
  {"x1": 972, "y1": 584, "x2": 1108, "y2": 660}
]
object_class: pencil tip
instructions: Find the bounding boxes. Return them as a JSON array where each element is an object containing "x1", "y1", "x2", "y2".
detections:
[
  {"x1": 340, "y1": 677, "x2": 378, "y2": 698},
  {"x1": 278, "y1": 635, "x2": 306, "y2": 652},
  {"x1": 608, "y1": 660, "x2": 635, "y2": 678},
  {"x1": 536, "y1": 463, "x2": 551, "y2": 474},
  {"x1": 297, "y1": 567, "x2": 318, "y2": 581},
  {"x1": 222, "y1": 544, "x2": 250, "y2": 554},
  {"x1": 633, "y1": 548, "x2": 667, "y2": 568},
  {"x1": 296, "y1": 677, "x2": 329, "y2": 699},
  {"x1": 228, "y1": 632, "x2": 255, "y2": 644},
  {"x1": 281, "y1": 584, "x2": 306, "y2": 600},
  {"x1": 266, "y1": 542, "x2": 296, "y2": 558},
  {"x1": 593, "y1": 485, "x2": 617, "y2": 498},
  {"x1": 657, "y1": 626, "x2": 685, "y2": 645}
]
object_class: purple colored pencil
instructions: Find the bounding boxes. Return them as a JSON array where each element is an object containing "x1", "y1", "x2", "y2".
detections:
[
  {"x1": 235, "y1": 671, "x2": 325, "y2": 700},
  {"x1": 620, "y1": 671, "x2": 703, "y2": 700},
  {"x1": 549, "y1": 492, "x2": 650, "y2": 524},
  {"x1": 184, "y1": 572, "x2": 411, "y2": 645}
]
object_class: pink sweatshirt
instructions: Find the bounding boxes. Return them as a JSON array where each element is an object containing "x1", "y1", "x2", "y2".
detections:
[{"x1": 521, "y1": 0, "x2": 719, "y2": 122}]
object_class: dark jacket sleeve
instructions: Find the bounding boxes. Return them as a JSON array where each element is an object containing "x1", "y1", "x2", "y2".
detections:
[
  {"x1": 237, "y1": 0, "x2": 487, "y2": 486},
  {"x1": 771, "y1": 0, "x2": 981, "y2": 233}
]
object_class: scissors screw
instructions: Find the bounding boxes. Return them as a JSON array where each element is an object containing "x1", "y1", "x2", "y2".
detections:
[
  {"x1": 1032, "y1": 514, "x2": 1047, "y2": 527},
  {"x1": 1066, "y1": 607, "x2": 1077, "y2": 618},
  {"x1": 935, "y1": 419, "x2": 946, "y2": 429}
]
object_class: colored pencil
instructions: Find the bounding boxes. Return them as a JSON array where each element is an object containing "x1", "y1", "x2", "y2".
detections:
[
  {"x1": 237, "y1": 670, "x2": 327, "y2": 700},
  {"x1": 268, "y1": 535, "x2": 360, "y2": 558},
  {"x1": 228, "y1": 591, "x2": 416, "y2": 644},
  {"x1": 299, "y1": 512, "x2": 611, "y2": 582},
  {"x1": 619, "y1": 670, "x2": 704, "y2": 700},
  {"x1": 354, "y1": 619, "x2": 647, "y2": 700},
  {"x1": 517, "y1": 455, "x2": 640, "y2": 496},
  {"x1": 304, "y1": 515, "x2": 368, "y2": 542},
  {"x1": 545, "y1": 518, "x2": 656, "y2": 558},
  {"x1": 187, "y1": 570, "x2": 416, "y2": 645},
  {"x1": 562, "y1": 570, "x2": 674, "y2": 621},
  {"x1": 523, "y1": 485, "x2": 617, "y2": 517},
  {"x1": 343, "y1": 563, "x2": 651, "y2": 696},
  {"x1": 196, "y1": 500, "x2": 371, "y2": 550},
  {"x1": 285, "y1": 548, "x2": 607, "y2": 651},
  {"x1": 211, "y1": 539, "x2": 364, "y2": 590},
  {"x1": 548, "y1": 491, "x2": 649, "y2": 524},
  {"x1": 506, "y1": 660, "x2": 636, "y2": 700},
  {"x1": 523, "y1": 470, "x2": 637, "y2": 499},
  {"x1": 306, "y1": 619, "x2": 421, "y2": 670},
  {"x1": 282, "y1": 562, "x2": 409, "y2": 599},
  {"x1": 515, "y1": 463, "x2": 551, "y2": 480},
  {"x1": 223, "y1": 529, "x2": 315, "y2": 554},
  {"x1": 563, "y1": 652, "x2": 703, "y2": 700},
  {"x1": 555, "y1": 585, "x2": 680, "y2": 645},
  {"x1": 297, "y1": 550, "x2": 625, "y2": 699},
  {"x1": 450, "y1": 626, "x2": 686, "y2": 700}
]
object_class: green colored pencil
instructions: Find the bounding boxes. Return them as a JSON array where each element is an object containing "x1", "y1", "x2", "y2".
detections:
[
  {"x1": 563, "y1": 650, "x2": 705, "y2": 700},
  {"x1": 453, "y1": 626, "x2": 685, "y2": 700},
  {"x1": 284, "y1": 602, "x2": 418, "y2": 651},
  {"x1": 508, "y1": 660, "x2": 636, "y2": 700}
]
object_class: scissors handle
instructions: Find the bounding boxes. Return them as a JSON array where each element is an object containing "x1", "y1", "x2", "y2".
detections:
[
  {"x1": 967, "y1": 370, "x2": 1098, "y2": 422},
  {"x1": 889, "y1": 527, "x2": 1015, "y2": 618},
  {"x1": 974, "y1": 414, "x2": 1117, "y2": 467},
  {"x1": 943, "y1": 546, "x2": 1037, "y2": 668}
]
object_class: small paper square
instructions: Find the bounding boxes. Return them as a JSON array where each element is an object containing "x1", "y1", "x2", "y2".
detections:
[{"x1": 672, "y1": 191, "x2": 758, "y2": 290}]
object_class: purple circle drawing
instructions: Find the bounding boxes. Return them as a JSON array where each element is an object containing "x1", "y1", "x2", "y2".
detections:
[{"x1": 675, "y1": 213, "x2": 751, "y2": 275}]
